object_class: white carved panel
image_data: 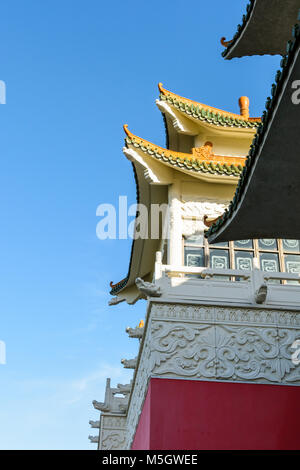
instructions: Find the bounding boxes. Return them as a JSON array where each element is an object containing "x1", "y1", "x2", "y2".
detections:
[
  {"x1": 150, "y1": 322, "x2": 216, "y2": 378},
  {"x1": 181, "y1": 199, "x2": 229, "y2": 236},
  {"x1": 101, "y1": 431, "x2": 126, "y2": 450},
  {"x1": 99, "y1": 415, "x2": 127, "y2": 450},
  {"x1": 215, "y1": 324, "x2": 281, "y2": 382}
]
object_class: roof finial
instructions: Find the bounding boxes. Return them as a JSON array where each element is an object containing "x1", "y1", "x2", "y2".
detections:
[
  {"x1": 239, "y1": 96, "x2": 250, "y2": 119},
  {"x1": 158, "y1": 82, "x2": 164, "y2": 93},
  {"x1": 123, "y1": 124, "x2": 131, "y2": 137},
  {"x1": 204, "y1": 215, "x2": 221, "y2": 227},
  {"x1": 220, "y1": 37, "x2": 233, "y2": 47}
]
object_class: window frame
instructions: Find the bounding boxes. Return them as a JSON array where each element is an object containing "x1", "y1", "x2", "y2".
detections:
[{"x1": 183, "y1": 236, "x2": 300, "y2": 282}]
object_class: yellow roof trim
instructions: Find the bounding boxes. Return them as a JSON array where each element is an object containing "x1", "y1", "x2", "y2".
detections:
[
  {"x1": 158, "y1": 83, "x2": 261, "y2": 123},
  {"x1": 123, "y1": 125, "x2": 246, "y2": 167}
]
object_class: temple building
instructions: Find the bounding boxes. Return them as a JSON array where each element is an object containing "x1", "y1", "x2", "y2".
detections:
[{"x1": 89, "y1": 81, "x2": 300, "y2": 450}]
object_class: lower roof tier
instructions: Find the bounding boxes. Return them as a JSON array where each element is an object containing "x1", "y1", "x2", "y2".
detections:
[{"x1": 123, "y1": 125, "x2": 245, "y2": 179}]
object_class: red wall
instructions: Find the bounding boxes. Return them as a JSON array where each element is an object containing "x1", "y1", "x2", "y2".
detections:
[
  {"x1": 131, "y1": 378, "x2": 300, "y2": 450},
  {"x1": 131, "y1": 381, "x2": 151, "y2": 450}
]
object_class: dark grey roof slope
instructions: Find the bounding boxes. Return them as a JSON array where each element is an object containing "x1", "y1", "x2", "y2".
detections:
[
  {"x1": 222, "y1": 0, "x2": 300, "y2": 59},
  {"x1": 207, "y1": 26, "x2": 300, "y2": 242}
]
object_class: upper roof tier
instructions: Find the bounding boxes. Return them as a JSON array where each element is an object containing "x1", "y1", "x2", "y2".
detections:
[
  {"x1": 158, "y1": 83, "x2": 261, "y2": 128},
  {"x1": 110, "y1": 124, "x2": 247, "y2": 300},
  {"x1": 221, "y1": 0, "x2": 300, "y2": 60},
  {"x1": 109, "y1": 89, "x2": 258, "y2": 302}
]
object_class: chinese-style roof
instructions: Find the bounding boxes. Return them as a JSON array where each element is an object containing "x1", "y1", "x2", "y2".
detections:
[
  {"x1": 110, "y1": 125, "x2": 247, "y2": 297},
  {"x1": 110, "y1": 277, "x2": 129, "y2": 295},
  {"x1": 158, "y1": 83, "x2": 261, "y2": 128},
  {"x1": 123, "y1": 124, "x2": 245, "y2": 177},
  {"x1": 221, "y1": 0, "x2": 300, "y2": 59},
  {"x1": 207, "y1": 25, "x2": 300, "y2": 243}
]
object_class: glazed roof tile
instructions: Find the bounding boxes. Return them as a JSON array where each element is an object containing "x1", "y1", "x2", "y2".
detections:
[
  {"x1": 124, "y1": 124, "x2": 245, "y2": 177},
  {"x1": 158, "y1": 83, "x2": 261, "y2": 129}
]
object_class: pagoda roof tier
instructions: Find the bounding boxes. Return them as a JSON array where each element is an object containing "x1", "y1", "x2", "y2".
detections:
[
  {"x1": 207, "y1": 26, "x2": 300, "y2": 243},
  {"x1": 221, "y1": 0, "x2": 300, "y2": 59},
  {"x1": 124, "y1": 125, "x2": 245, "y2": 178},
  {"x1": 110, "y1": 126, "x2": 245, "y2": 299},
  {"x1": 158, "y1": 83, "x2": 261, "y2": 129}
]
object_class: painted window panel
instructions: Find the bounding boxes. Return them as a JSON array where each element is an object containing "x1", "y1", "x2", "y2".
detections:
[
  {"x1": 282, "y1": 239, "x2": 300, "y2": 252},
  {"x1": 285, "y1": 254, "x2": 300, "y2": 285},
  {"x1": 210, "y1": 249, "x2": 230, "y2": 269},
  {"x1": 184, "y1": 233, "x2": 204, "y2": 246},
  {"x1": 258, "y1": 239, "x2": 278, "y2": 251},
  {"x1": 184, "y1": 247, "x2": 205, "y2": 267},
  {"x1": 285, "y1": 254, "x2": 300, "y2": 273},
  {"x1": 260, "y1": 252, "x2": 280, "y2": 283},
  {"x1": 209, "y1": 249, "x2": 230, "y2": 281},
  {"x1": 260, "y1": 252, "x2": 279, "y2": 271},
  {"x1": 234, "y1": 240, "x2": 253, "y2": 249},
  {"x1": 235, "y1": 251, "x2": 253, "y2": 271}
]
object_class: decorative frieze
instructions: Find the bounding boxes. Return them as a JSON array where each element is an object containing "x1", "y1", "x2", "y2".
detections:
[
  {"x1": 149, "y1": 304, "x2": 300, "y2": 383},
  {"x1": 150, "y1": 321, "x2": 216, "y2": 379},
  {"x1": 99, "y1": 415, "x2": 127, "y2": 450},
  {"x1": 181, "y1": 199, "x2": 229, "y2": 236},
  {"x1": 101, "y1": 432, "x2": 126, "y2": 450},
  {"x1": 214, "y1": 307, "x2": 278, "y2": 326}
]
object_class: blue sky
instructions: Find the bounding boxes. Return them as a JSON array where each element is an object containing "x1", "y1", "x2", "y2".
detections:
[{"x1": 0, "y1": 0, "x2": 281, "y2": 449}]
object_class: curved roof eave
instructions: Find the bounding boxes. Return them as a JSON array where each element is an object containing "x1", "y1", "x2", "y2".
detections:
[
  {"x1": 222, "y1": 0, "x2": 300, "y2": 59},
  {"x1": 157, "y1": 83, "x2": 261, "y2": 129}
]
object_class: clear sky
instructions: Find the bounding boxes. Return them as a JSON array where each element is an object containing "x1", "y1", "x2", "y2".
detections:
[{"x1": 0, "y1": 0, "x2": 281, "y2": 449}]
